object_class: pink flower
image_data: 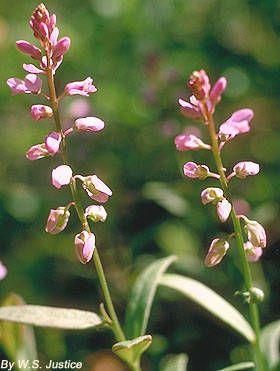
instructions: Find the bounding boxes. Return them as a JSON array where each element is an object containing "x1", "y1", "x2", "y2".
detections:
[
  {"x1": 26, "y1": 143, "x2": 49, "y2": 160},
  {"x1": 216, "y1": 199, "x2": 232, "y2": 222},
  {"x1": 31, "y1": 104, "x2": 53, "y2": 120},
  {"x1": 219, "y1": 109, "x2": 254, "y2": 141},
  {"x1": 175, "y1": 133, "x2": 210, "y2": 151},
  {"x1": 204, "y1": 238, "x2": 229, "y2": 267},
  {"x1": 244, "y1": 241, "x2": 263, "y2": 262},
  {"x1": 245, "y1": 219, "x2": 266, "y2": 248},
  {"x1": 0, "y1": 261, "x2": 7, "y2": 280},
  {"x1": 45, "y1": 132, "x2": 61, "y2": 155},
  {"x1": 7, "y1": 74, "x2": 42, "y2": 95},
  {"x1": 52, "y1": 165, "x2": 73, "y2": 189},
  {"x1": 16, "y1": 40, "x2": 42, "y2": 60},
  {"x1": 75, "y1": 230, "x2": 95, "y2": 264},
  {"x1": 52, "y1": 37, "x2": 71, "y2": 60},
  {"x1": 201, "y1": 187, "x2": 224, "y2": 205},
  {"x1": 233, "y1": 161, "x2": 260, "y2": 179},
  {"x1": 64, "y1": 77, "x2": 97, "y2": 96},
  {"x1": 178, "y1": 97, "x2": 202, "y2": 119},
  {"x1": 184, "y1": 162, "x2": 209, "y2": 179},
  {"x1": 74, "y1": 117, "x2": 105, "y2": 132},
  {"x1": 23, "y1": 63, "x2": 44, "y2": 74},
  {"x1": 188, "y1": 69, "x2": 211, "y2": 100},
  {"x1": 85, "y1": 205, "x2": 107, "y2": 222},
  {"x1": 210, "y1": 77, "x2": 227, "y2": 107},
  {"x1": 82, "y1": 175, "x2": 112, "y2": 203},
  {"x1": 45, "y1": 207, "x2": 70, "y2": 234}
]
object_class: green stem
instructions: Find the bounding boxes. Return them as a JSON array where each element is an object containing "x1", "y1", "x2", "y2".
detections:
[
  {"x1": 45, "y1": 65, "x2": 126, "y2": 344},
  {"x1": 203, "y1": 104, "x2": 265, "y2": 371}
]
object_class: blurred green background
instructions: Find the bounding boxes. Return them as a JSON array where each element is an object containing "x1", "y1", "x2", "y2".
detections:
[{"x1": 1, "y1": 0, "x2": 280, "y2": 370}]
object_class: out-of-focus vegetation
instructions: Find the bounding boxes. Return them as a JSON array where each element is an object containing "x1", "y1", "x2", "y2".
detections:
[{"x1": 1, "y1": 0, "x2": 280, "y2": 370}]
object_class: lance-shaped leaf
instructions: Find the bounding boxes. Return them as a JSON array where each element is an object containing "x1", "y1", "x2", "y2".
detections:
[
  {"x1": 0, "y1": 305, "x2": 102, "y2": 330},
  {"x1": 161, "y1": 353, "x2": 189, "y2": 371},
  {"x1": 0, "y1": 294, "x2": 37, "y2": 361},
  {"x1": 125, "y1": 256, "x2": 176, "y2": 338},
  {"x1": 160, "y1": 274, "x2": 255, "y2": 342},
  {"x1": 260, "y1": 320, "x2": 280, "y2": 369},
  {"x1": 216, "y1": 362, "x2": 255, "y2": 371},
  {"x1": 112, "y1": 335, "x2": 152, "y2": 367}
]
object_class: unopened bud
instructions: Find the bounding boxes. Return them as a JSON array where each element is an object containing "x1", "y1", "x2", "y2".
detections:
[
  {"x1": 85, "y1": 205, "x2": 107, "y2": 222},
  {"x1": 204, "y1": 238, "x2": 229, "y2": 267},
  {"x1": 184, "y1": 162, "x2": 209, "y2": 180},
  {"x1": 201, "y1": 187, "x2": 224, "y2": 205},
  {"x1": 74, "y1": 230, "x2": 95, "y2": 264},
  {"x1": 45, "y1": 206, "x2": 70, "y2": 234}
]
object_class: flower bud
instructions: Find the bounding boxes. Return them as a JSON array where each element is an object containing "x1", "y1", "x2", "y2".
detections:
[
  {"x1": 52, "y1": 165, "x2": 73, "y2": 189},
  {"x1": 183, "y1": 162, "x2": 209, "y2": 180},
  {"x1": 0, "y1": 261, "x2": 7, "y2": 280},
  {"x1": 82, "y1": 175, "x2": 112, "y2": 203},
  {"x1": 52, "y1": 37, "x2": 71, "y2": 60},
  {"x1": 188, "y1": 70, "x2": 210, "y2": 100},
  {"x1": 64, "y1": 77, "x2": 97, "y2": 96},
  {"x1": 31, "y1": 104, "x2": 53, "y2": 120},
  {"x1": 210, "y1": 77, "x2": 227, "y2": 107},
  {"x1": 216, "y1": 199, "x2": 232, "y2": 222},
  {"x1": 45, "y1": 132, "x2": 61, "y2": 155},
  {"x1": 178, "y1": 98, "x2": 202, "y2": 119},
  {"x1": 85, "y1": 205, "x2": 107, "y2": 222},
  {"x1": 244, "y1": 241, "x2": 263, "y2": 262},
  {"x1": 74, "y1": 117, "x2": 105, "y2": 132},
  {"x1": 249, "y1": 287, "x2": 264, "y2": 303},
  {"x1": 175, "y1": 133, "x2": 209, "y2": 151},
  {"x1": 201, "y1": 187, "x2": 224, "y2": 205},
  {"x1": 243, "y1": 218, "x2": 266, "y2": 248},
  {"x1": 204, "y1": 238, "x2": 229, "y2": 267},
  {"x1": 74, "y1": 230, "x2": 95, "y2": 264},
  {"x1": 16, "y1": 40, "x2": 42, "y2": 60},
  {"x1": 233, "y1": 161, "x2": 260, "y2": 179},
  {"x1": 45, "y1": 207, "x2": 70, "y2": 234},
  {"x1": 26, "y1": 143, "x2": 49, "y2": 160}
]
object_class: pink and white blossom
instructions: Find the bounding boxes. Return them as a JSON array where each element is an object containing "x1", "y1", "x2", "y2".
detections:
[
  {"x1": 216, "y1": 199, "x2": 232, "y2": 222},
  {"x1": 201, "y1": 187, "x2": 224, "y2": 205},
  {"x1": 52, "y1": 165, "x2": 73, "y2": 189},
  {"x1": 85, "y1": 205, "x2": 107, "y2": 222},
  {"x1": 219, "y1": 109, "x2": 254, "y2": 141},
  {"x1": 31, "y1": 104, "x2": 53, "y2": 120},
  {"x1": 64, "y1": 77, "x2": 97, "y2": 96},
  {"x1": 7, "y1": 74, "x2": 42, "y2": 95},
  {"x1": 82, "y1": 175, "x2": 112, "y2": 203},
  {"x1": 26, "y1": 143, "x2": 49, "y2": 160},
  {"x1": 233, "y1": 161, "x2": 260, "y2": 179},
  {"x1": 244, "y1": 241, "x2": 263, "y2": 262},
  {"x1": 204, "y1": 238, "x2": 229, "y2": 267},
  {"x1": 75, "y1": 230, "x2": 95, "y2": 264},
  {"x1": 183, "y1": 162, "x2": 209, "y2": 179},
  {"x1": 45, "y1": 132, "x2": 61, "y2": 155},
  {"x1": 45, "y1": 207, "x2": 70, "y2": 234},
  {"x1": 75, "y1": 117, "x2": 105, "y2": 132},
  {"x1": 16, "y1": 40, "x2": 42, "y2": 60},
  {"x1": 175, "y1": 133, "x2": 210, "y2": 151},
  {"x1": 52, "y1": 37, "x2": 71, "y2": 60}
]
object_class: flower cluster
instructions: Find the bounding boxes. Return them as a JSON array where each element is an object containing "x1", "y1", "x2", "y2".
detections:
[
  {"x1": 175, "y1": 69, "x2": 266, "y2": 267},
  {"x1": 7, "y1": 3, "x2": 111, "y2": 264}
]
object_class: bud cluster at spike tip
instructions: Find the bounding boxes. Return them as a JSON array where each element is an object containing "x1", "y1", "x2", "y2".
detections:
[
  {"x1": 8, "y1": 3, "x2": 111, "y2": 264},
  {"x1": 175, "y1": 69, "x2": 267, "y2": 267}
]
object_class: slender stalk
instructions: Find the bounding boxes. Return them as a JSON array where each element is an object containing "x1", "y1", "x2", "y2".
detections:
[
  {"x1": 45, "y1": 65, "x2": 126, "y2": 344},
  {"x1": 202, "y1": 103, "x2": 265, "y2": 371}
]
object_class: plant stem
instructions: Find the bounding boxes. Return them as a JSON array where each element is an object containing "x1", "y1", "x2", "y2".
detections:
[
  {"x1": 45, "y1": 65, "x2": 126, "y2": 344},
  {"x1": 202, "y1": 104, "x2": 265, "y2": 371}
]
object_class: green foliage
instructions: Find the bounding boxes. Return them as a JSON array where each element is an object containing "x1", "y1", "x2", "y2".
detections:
[
  {"x1": 216, "y1": 362, "x2": 255, "y2": 371},
  {"x1": 125, "y1": 256, "x2": 176, "y2": 338},
  {"x1": 0, "y1": 304, "x2": 103, "y2": 330},
  {"x1": 260, "y1": 320, "x2": 280, "y2": 370},
  {"x1": 161, "y1": 353, "x2": 189, "y2": 371},
  {"x1": 160, "y1": 274, "x2": 255, "y2": 342},
  {"x1": 0, "y1": 294, "x2": 37, "y2": 361}
]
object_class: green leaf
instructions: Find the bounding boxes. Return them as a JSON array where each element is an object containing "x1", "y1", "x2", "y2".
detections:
[
  {"x1": 160, "y1": 274, "x2": 255, "y2": 343},
  {"x1": 161, "y1": 354, "x2": 189, "y2": 371},
  {"x1": 112, "y1": 335, "x2": 152, "y2": 366},
  {"x1": 260, "y1": 319, "x2": 280, "y2": 368},
  {"x1": 0, "y1": 305, "x2": 102, "y2": 330},
  {"x1": 216, "y1": 362, "x2": 255, "y2": 371},
  {"x1": 125, "y1": 256, "x2": 176, "y2": 338},
  {"x1": 0, "y1": 294, "x2": 37, "y2": 361}
]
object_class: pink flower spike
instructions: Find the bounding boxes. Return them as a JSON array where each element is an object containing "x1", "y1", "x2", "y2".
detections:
[
  {"x1": 82, "y1": 175, "x2": 112, "y2": 203},
  {"x1": 64, "y1": 77, "x2": 97, "y2": 97},
  {"x1": 216, "y1": 199, "x2": 232, "y2": 222},
  {"x1": 0, "y1": 261, "x2": 7, "y2": 280},
  {"x1": 45, "y1": 207, "x2": 70, "y2": 234},
  {"x1": 244, "y1": 241, "x2": 263, "y2": 262},
  {"x1": 74, "y1": 117, "x2": 105, "y2": 132},
  {"x1": 201, "y1": 187, "x2": 224, "y2": 205},
  {"x1": 183, "y1": 162, "x2": 209, "y2": 180},
  {"x1": 178, "y1": 98, "x2": 201, "y2": 119},
  {"x1": 31, "y1": 105, "x2": 53, "y2": 121},
  {"x1": 52, "y1": 165, "x2": 73, "y2": 189},
  {"x1": 75, "y1": 230, "x2": 95, "y2": 264},
  {"x1": 26, "y1": 143, "x2": 49, "y2": 160},
  {"x1": 16, "y1": 40, "x2": 42, "y2": 60},
  {"x1": 233, "y1": 161, "x2": 260, "y2": 179},
  {"x1": 210, "y1": 77, "x2": 227, "y2": 106},
  {"x1": 205, "y1": 238, "x2": 229, "y2": 267},
  {"x1": 52, "y1": 37, "x2": 71, "y2": 60},
  {"x1": 175, "y1": 133, "x2": 210, "y2": 151},
  {"x1": 45, "y1": 132, "x2": 62, "y2": 155},
  {"x1": 23, "y1": 63, "x2": 44, "y2": 74}
]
